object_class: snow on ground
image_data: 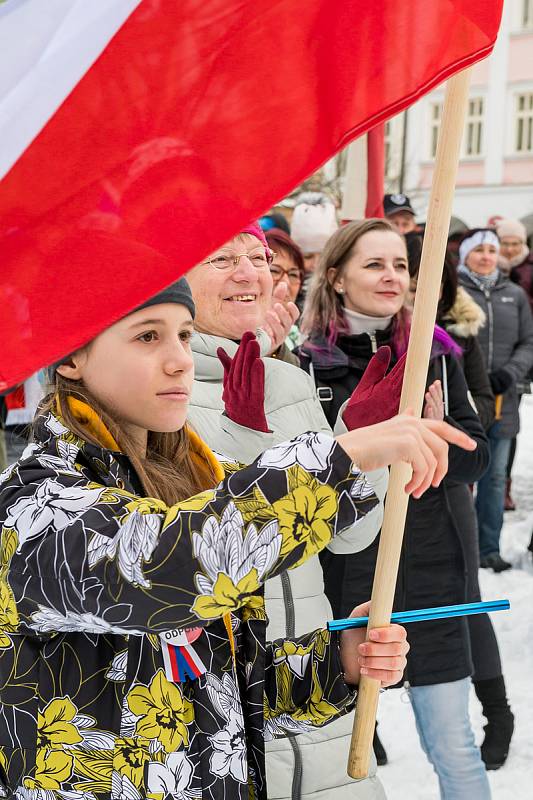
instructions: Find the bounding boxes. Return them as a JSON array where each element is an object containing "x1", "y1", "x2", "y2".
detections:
[{"x1": 378, "y1": 395, "x2": 533, "y2": 799}]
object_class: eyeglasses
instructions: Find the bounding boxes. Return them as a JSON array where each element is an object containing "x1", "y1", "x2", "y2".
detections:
[
  {"x1": 270, "y1": 264, "x2": 302, "y2": 285},
  {"x1": 203, "y1": 249, "x2": 274, "y2": 271}
]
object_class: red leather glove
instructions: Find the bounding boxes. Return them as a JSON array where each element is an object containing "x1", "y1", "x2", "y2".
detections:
[
  {"x1": 342, "y1": 346, "x2": 407, "y2": 431},
  {"x1": 217, "y1": 331, "x2": 270, "y2": 433}
]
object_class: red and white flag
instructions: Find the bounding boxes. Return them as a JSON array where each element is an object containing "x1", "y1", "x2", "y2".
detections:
[{"x1": 0, "y1": 0, "x2": 503, "y2": 389}]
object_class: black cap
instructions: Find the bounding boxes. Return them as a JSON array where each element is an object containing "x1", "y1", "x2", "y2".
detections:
[
  {"x1": 49, "y1": 277, "x2": 195, "y2": 375},
  {"x1": 384, "y1": 193, "x2": 415, "y2": 217},
  {"x1": 137, "y1": 277, "x2": 195, "y2": 319}
]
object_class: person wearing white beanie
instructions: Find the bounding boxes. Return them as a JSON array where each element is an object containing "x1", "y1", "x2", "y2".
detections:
[{"x1": 291, "y1": 192, "x2": 338, "y2": 276}]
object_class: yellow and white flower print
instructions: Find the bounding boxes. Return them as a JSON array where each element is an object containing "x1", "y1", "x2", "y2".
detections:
[
  {"x1": 264, "y1": 630, "x2": 339, "y2": 741},
  {"x1": 292, "y1": 665, "x2": 341, "y2": 726},
  {"x1": 349, "y1": 468, "x2": 378, "y2": 500},
  {"x1": 113, "y1": 738, "x2": 150, "y2": 786},
  {"x1": 88, "y1": 510, "x2": 161, "y2": 588},
  {"x1": 205, "y1": 673, "x2": 247, "y2": 784},
  {"x1": 23, "y1": 747, "x2": 74, "y2": 791},
  {"x1": 263, "y1": 713, "x2": 314, "y2": 742},
  {"x1": 191, "y1": 501, "x2": 281, "y2": 620},
  {"x1": 4, "y1": 478, "x2": 104, "y2": 548},
  {"x1": 30, "y1": 605, "x2": 135, "y2": 636},
  {"x1": 263, "y1": 664, "x2": 315, "y2": 742},
  {"x1": 209, "y1": 716, "x2": 247, "y2": 784},
  {"x1": 44, "y1": 414, "x2": 69, "y2": 437},
  {"x1": 0, "y1": 747, "x2": 7, "y2": 799},
  {"x1": 272, "y1": 641, "x2": 312, "y2": 679},
  {"x1": 31, "y1": 439, "x2": 82, "y2": 476},
  {"x1": 257, "y1": 432, "x2": 335, "y2": 472},
  {"x1": 127, "y1": 670, "x2": 194, "y2": 753},
  {"x1": 110, "y1": 771, "x2": 143, "y2": 800},
  {"x1": 37, "y1": 698, "x2": 83, "y2": 751},
  {"x1": 162, "y1": 488, "x2": 218, "y2": 527},
  {"x1": 271, "y1": 475, "x2": 338, "y2": 565},
  {"x1": 147, "y1": 750, "x2": 194, "y2": 797},
  {"x1": 105, "y1": 649, "x2": 128, "y2": 682},
  {"x1": 0, "y1": 528, "x2": 19, "y2": 648}
]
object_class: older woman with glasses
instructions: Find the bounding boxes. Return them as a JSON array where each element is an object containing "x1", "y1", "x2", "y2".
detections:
[
  {"x1": 266, "y1": 228, "x2": 305, "y2": 352},
  {"x1": 266, "y1": 228, "x2": 304, "y2": 303},
  {"x1": 185, "y1": 223, "x2": 389, "y2": 800}
]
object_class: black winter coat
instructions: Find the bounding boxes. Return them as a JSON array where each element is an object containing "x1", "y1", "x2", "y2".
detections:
[
  {"x1": 299, "y1": 329, "x2": 490, "y2": 686},
  {"x1": 459, "y1": 271, "x2": 533, "y2": 437}
]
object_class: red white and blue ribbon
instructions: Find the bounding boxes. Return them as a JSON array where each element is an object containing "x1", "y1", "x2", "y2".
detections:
[{"x1": 160, "y1": 627, "x2": 207, "y2": 683}]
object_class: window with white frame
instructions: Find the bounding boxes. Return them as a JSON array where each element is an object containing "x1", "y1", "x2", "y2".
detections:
[
  {"x1": 428, "y1": 97, "x2": 484, "y2": 159},
  {"x1": 464, "y1": 98, "x2": 484, "y2": 156},
  {"x1": 429, "y1": 102, "x2": 442, "y2": 158},
  {"x1": 515, "y1": 93, "x2": 533, "y2": 153},
  {"x1": 522, "y1": 0, "x2": 533, "y2": 30}
]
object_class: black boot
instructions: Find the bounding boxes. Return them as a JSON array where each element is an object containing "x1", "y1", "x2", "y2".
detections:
[
  {"x1": 474, "y1": 676, "x2": 514, "y2": 770},
  {"x1": 479, "y1": 553, "x2": 512, "y2": 572},
  {"x1": 373, "y1": 722, "x2": 388, "y2": 766}
]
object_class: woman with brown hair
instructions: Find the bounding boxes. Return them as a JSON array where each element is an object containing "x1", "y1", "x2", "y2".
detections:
[{"x1": 298, "y1": 219, "x2": 491, "y2": 799}]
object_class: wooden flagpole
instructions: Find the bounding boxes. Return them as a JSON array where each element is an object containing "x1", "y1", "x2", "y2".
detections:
[{"x1": 347, "y1": 67, "x2": 472, "y2": 779}]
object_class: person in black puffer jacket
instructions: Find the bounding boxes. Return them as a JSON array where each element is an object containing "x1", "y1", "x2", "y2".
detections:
[
  {"x1": 408, "y1": 247, "x2": 514, "y2": 771},
  {"x1": 495, "y1": 218, "x2": 533, "y2": 511},
  {"x1": 298, "y1": 219, "x2": 491, "y2": 800},
  {"x1": 458, "y1": 228, "x2": 533, "y2": 572}
]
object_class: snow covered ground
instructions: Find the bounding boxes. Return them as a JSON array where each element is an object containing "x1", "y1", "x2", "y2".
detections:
[{"x1": 378, "y1": 395, "x2": 533, "y2": 799}]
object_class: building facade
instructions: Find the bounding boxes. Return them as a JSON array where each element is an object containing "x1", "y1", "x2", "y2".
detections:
[{"x1": 385, "y1": 0, "x2": 533, "y2": 233}]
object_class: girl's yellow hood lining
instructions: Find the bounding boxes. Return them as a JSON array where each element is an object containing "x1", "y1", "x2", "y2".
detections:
[{"x1": 57, "y1": 396, "x2": 224, "y2": 483}]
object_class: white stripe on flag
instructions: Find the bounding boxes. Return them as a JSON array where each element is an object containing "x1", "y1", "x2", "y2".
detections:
[{"x1": 0, "y1": 0, "x2": 141, "y2": 180}]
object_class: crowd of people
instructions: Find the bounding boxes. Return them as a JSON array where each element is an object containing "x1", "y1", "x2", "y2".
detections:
[{"x1": 0, "y1": 194, "x2": 532, "y2": 800}]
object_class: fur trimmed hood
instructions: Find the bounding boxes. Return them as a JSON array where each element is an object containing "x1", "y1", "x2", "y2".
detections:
[{"x1": 442, "y1": 286, "x2": 486, "y2": 338}]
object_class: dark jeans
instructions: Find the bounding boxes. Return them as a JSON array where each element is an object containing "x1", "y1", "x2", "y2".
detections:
[{"x1": 476, "y1": 426, "x2": 511, "y2": 558}]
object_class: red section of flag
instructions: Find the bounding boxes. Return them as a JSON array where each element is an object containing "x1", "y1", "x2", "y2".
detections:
[
  {"x1": 365, "y1": 125, "x2": 386, "y2": 219},
  {"x1": 0, "y1": 0, "x2": 503, "y2": 389},
  {"x1": 5, "y1": 385, "x2": 25, "y2": 410}
]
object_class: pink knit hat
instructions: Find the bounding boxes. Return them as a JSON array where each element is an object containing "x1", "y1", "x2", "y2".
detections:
[
  {"x1": 495, "y1": 218, "x2": 527, "y2": 242},
  {"x1": 240, "y1": 222, "x2": 270, "y2": 256}
]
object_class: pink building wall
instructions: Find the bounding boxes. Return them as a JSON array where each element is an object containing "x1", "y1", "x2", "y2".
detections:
[
  {"x1": 508, "y1": 35, "x2": 533, "y2": 83},
  {"x1": 456, "y1": 162, "x2": 486, "y2": 186},
  {"x1": 418, "y1": 161, "x2": 485, "y2": 190},
  {"x1": 470, "y1": 57, "x2": 490, "y2": 87},
  {"x1": 503, "y1": 158, "x2": 533, "y2": 184}
]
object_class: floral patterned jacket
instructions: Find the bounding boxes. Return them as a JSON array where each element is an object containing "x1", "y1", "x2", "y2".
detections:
[{"x1": 0, "y1": 404, "x2": 378, "y2": 800}]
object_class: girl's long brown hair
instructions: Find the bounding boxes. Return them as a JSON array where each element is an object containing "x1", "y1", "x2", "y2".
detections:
[{"x1": 40, "y1": 374, "x2": 217, "y2": 505}]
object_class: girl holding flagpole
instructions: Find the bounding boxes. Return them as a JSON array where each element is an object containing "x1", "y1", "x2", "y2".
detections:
[{"x1": 0, "y1": 264, "x2": 475, "y2": 799}]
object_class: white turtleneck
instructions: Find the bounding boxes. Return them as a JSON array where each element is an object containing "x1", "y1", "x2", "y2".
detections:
[{"x1": 343, "y1": 306, "x2": 393, "y2": 336}]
